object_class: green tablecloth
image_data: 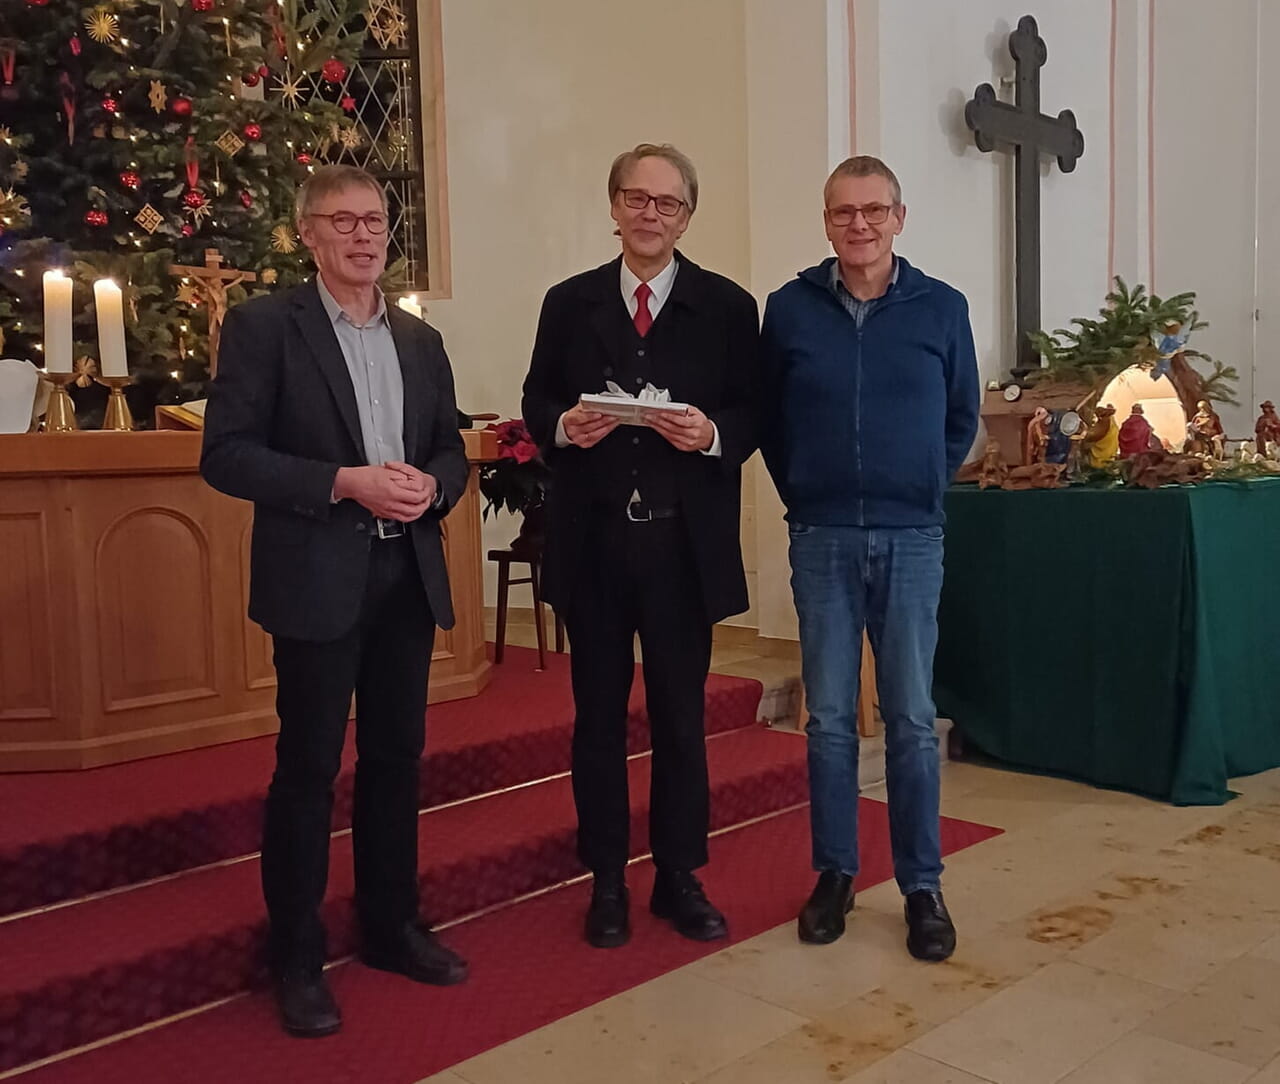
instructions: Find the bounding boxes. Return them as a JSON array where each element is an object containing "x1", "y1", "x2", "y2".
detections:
[{"x1": 934, "y1": 478, "x2": 1280, "y2": 804}]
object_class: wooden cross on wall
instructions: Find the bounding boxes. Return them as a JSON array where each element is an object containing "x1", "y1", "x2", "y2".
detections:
[
  {"x1": 168, "y1": 249, "x2": 256, "y2": 378},
  {"x1": 965, "y1": 15, "x2": 1084, "y2": 382}
]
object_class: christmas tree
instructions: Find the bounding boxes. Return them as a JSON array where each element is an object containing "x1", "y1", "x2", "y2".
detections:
[{"x1": 0, "y1": 0, "x2": 367, "y2": 424}]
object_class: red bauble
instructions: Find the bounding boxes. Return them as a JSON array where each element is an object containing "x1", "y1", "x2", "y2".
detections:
[
  {"x1": 340, "y1": 95, "x2": 357, "y2": 113},
  {"x1": 183, "y1": 189, "x2": 207, "y2": 209},
  {"x1": 241, "y1": 70, "x2": 261, "y2": 88},
  {"x1": 171, "y1": 96, "x2": 193, "y2": 117},
  {"x1": 258, "y1": 64, "x2": 270, "y2": 77},
  {"x1": 102, "y1": 96, "x2": 120, "y2": 114},
  {"x1": 296, "y1": 152, "x2": 312, "y2": 165},
  {"x1": 181, "y1": 224, "x2": 194, "y2": 237},
  {"x1": 242, "y1": 121, "x2": 262, "y2": 141},
  {"x1": 239, "y1": 190, "x2": 253, "y2": 208},
  {"x1": 191, "y1": 0, "x2": 214, "y2": 10},
  {"x1": 84, "y1": 209, "x2": 108, "y2": 227},
  {"x1": 321, "y1": 59, "x2": 348, "y2": 84},
  {"x1": 27, "y1": 0, "x2": 51, "y2": 6},
  {"x1": 119, "y1": 170, "x2": 141, "y2": 190}
]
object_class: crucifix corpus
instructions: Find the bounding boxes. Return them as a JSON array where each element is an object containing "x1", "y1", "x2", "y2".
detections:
[
  {"x1": 965, "y1": 15, "x2": 1083, "y2": 382},
  {"x1": 168, "y1": 248, "x2": 256, "y2": 378}
]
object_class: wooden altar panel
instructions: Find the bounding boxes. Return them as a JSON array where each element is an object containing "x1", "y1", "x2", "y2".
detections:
[{"x1": 0, "y1": 429, "x2": 495, "y2": 770}]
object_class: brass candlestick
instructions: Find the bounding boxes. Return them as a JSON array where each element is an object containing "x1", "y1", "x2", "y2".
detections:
[
  {"x1": 42, "y1": 372, "x2": 80, "y2": 432},
  {"x1": 101, "y1": 376, "x2": 135, "y2": 431}
]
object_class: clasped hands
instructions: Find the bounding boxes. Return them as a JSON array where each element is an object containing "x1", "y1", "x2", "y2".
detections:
[
  {"x1": 334, "y1": 461, "x2": 438, "y2": 522},
  {"x1": 562, "y1": 402, "x2": 714, "y2": 453}
]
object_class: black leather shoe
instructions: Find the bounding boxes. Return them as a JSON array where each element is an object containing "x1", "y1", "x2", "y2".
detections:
[
  {"x1": 650, "y1": 869, "x2": 728, "y2": 941},
  {"x1": 585, "y1": 871, "x2": 631, "y2": 948},
  {"x1": 360, "y1": 922, "x2": 469, "y2": 985},
  {"x1": 273, "y1": 970, "x2": 341, "y2": 1038},
  {"x1": 905, "y1": 889, "x2": 956, "y2": 962},
  {"x1": 798, "y1": 871, "x2": 855, "y2": 945}
]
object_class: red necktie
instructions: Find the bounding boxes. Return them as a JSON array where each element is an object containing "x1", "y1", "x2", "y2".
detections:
[{"x1": 633, "y1": 281, "x2": 653, "y2": 338}]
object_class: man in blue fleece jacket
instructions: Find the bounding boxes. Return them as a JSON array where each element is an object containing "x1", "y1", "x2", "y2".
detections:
[{"x1": 761, "y1": 156, "x2": 980, "y2": 961}]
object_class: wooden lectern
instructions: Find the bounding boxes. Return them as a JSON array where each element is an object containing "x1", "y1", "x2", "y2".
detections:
[{"x1": 0, "y1": 428, "x2": 497, "y2": 771}]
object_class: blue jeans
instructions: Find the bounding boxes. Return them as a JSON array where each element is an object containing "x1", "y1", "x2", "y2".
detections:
[{"x1": 789, "y1": 523, "x2": 945, "y2": 895}]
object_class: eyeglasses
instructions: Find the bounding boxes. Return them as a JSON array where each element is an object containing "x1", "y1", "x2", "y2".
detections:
[
  {"x1": 307, "y1": 211, "x2": 389, "y2": 235},
  {"x1": 825, "y1": 203, "x2": 896, "y2": 227},
  {"x1": 619, "y1": 188, "x2": 688, "y2": 217}
]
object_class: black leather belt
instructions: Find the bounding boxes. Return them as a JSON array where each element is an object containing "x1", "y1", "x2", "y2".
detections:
[{"x1": 373, "y1": 518, "x2": 406, "y2": 539}]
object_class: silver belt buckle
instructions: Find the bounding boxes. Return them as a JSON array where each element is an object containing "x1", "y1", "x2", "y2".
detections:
[
  {"x1": 375, "y1": 518, "x2": 404, "y2": 539},
  {"x1": 626, "y1": 499, "x2": 651, "y2": 523}
]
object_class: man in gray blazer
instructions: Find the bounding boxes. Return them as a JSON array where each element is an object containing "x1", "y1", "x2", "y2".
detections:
[{"x1": 202, "y1": 165, "x2": 468, "y2": 1038}]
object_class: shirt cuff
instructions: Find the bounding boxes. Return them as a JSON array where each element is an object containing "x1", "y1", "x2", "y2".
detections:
[
  {"x1": 555, "y1": 413, "x2": 571, "y2": 448},
  {"x1": 699, "y1": 423, "x2": 723, "y2": 458}
]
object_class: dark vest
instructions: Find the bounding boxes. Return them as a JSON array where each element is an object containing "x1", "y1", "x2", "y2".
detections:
[{"x1": 581, "y1": 305, "x2": 681, "y2": 509}]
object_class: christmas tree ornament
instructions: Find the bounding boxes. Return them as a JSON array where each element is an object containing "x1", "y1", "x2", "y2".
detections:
[
  {"x1": 261, "y1": 268, "x2": 278, "y2": 285},
  {"x1": 183, "y1": 190, "x2": 207, "y2": 210},
  {"x1": 68, "y1": 35, "x2": 82, "y2": 57},
  {"x1": 242, "y1": 69, "x2": 261, "y2": 88},
  {"x1": 340, "y1": 94, "x2": 357, "y2": 113},
  {"x1": 215, "y1": 130, "x2": 245, "y2": 156},
  {"x1": 191, "y1": 0, "x2": 214, "y2": 11},
  {"x1": 134, "y1": 204, "x2": 163, "y2": 233},
  {"x1": 321, "y1": 59, "x2": 348, "y2": 84},
  {"x1": 85, "y1": 9, "x2": 120, "y2": 45},
  {"x1": 338, "y1": 126, "x2": 361, "y2": 150},
  {"x1": 181, "y1": 223, "x2": 194, "y2": 237},
  {"x1": 296, "y1": 151, "x2": 312, "y2": 165},
  {"x1": 27, "y1": 0, "x2": 52, "y2": 7},
  {"x1": 258, "y1": 64, "x2": 271, "y2": 77},
  {"x1": 239, "y1": 189, "x2": 253, "y2": 208},
  {"x1": 242, "y1": 121, "x2": 262, "y2": 141},
  {"x1": 274, "y1": 73, "x2": 305, "y2": 110},
  {"x1": 1, "y1": 45, "x2": 15, "y2": 89},
  {"x1": 176, "y1": 282, "x2": 200, "y2": 305},
  {"x1": 102, "y1": 95, "x2": 120, "y2": 115},
  {"x1": 270, "y1": 224, "x2": 297, "y2": 253},
  {"x1": 171, "y1": 96, "x2": 193, "y2": 117},
  {"x1": 148, "y1": 80, "x2": 167, "y2": 114},
  {"x1": 119, "y1": 170, "x2": 141, "y2": 190},
  {"x1": 12, "y1": 161, "x2": 28, "y2": 181},
  {"x1": 84, "y1": 209, "x2": 109, "y2": 227}
]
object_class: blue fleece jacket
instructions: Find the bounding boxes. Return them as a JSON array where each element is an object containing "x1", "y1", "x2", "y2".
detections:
[{"x1": 761, "y1": 256, "x2": 980, "y2": 527}]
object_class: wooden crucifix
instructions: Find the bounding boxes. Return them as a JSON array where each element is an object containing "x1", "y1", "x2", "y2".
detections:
[
  {"x1": 965, "y1": 15, "x2": 1084, "y2": 381},
  {"x1": 168, "y1": 249, "x2": 256, "y2": 378}
]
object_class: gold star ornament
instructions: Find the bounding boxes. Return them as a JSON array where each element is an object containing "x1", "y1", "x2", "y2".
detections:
[
  {"x1": 86, "y1": 9, "x2": 120, "y2": 44},
  {"x1": 148, "y1": 80, "x2": 168, "y2": 114},
  {"x1": 270, "y1": 225, "x2": 298, "y2": 253},
  {"x1": 273, "y1": 74, "x2": 305, "y2": 111},
  {"x1": 176, "y1": 282, "x2": 200, "y2": 305}
]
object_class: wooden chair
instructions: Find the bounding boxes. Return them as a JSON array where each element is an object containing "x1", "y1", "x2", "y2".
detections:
[
  {"x1": 488, "y1": 547, "x2": 565, "y2": 671},
  {"x1": 794, "y1": 632, "x2": 879, "y2": 738}
]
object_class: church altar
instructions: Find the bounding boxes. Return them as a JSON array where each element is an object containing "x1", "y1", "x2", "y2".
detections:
[
  {"x1": 933, "y1": 479, "x2": 1280, "y2": 805},
  {"x1": 0, "y1": 428, "x2": 497, "y2": 771}
]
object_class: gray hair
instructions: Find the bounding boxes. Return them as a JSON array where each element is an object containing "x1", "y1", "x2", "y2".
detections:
[
  {"x1": 608, "y1": 143, "x2": 699, "y2": 213},
  {"x1": 823, "y1": 155, "x2": 902, "y2": 206},
  {"x1": 295, "y1": 165, "x2": 388, "y2": 225}
]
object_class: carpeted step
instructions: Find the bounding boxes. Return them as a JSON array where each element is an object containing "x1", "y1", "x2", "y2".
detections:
[
  {"x1": 0, "y1": 725, "x2": 803, "y2": 1074},
  {"x1": 12, "y1": 803, "x2": 1003, "y2": 1084},
  {"x1": 0, "y1": 647, "x2": 763, "y2": 918}
]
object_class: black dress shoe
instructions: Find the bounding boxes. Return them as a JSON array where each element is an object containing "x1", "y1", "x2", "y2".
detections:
[
  {"x1": 650, "y1": 869, "x2": 728, "y2": 941},
  {"x1": 273, "y1": 970, "x2": 341, "y2": 1038},
  {"x1": 360, "y1": 922, "x2": 469, "y2": 985},
  {"x1": 905, "y1": 888, "x2": 956, "y2": 962},
  {"x1": 798, "y1": 871, "x2": 855, "y2": 945},
  {"x1": 585, "y1": 871, "x2": 631, "y2": 948}
]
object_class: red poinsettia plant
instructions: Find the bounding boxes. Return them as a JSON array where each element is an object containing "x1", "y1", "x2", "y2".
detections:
[{"x1": 477, "y1": 418, "x2": 551, "y2": 520}]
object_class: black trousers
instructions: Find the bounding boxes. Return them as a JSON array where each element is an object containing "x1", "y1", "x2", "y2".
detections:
[
  {"x1": 263, "y1": 535, "x2": 435, "y2": 974},
  {"x1": 563, "y1": 514, "x2": 713, "y2": 875}
]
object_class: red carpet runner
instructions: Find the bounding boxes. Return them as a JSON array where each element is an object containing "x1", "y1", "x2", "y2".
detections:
[{"x1": 22, "y1": 805, "x2": 1000, "y2": 1083}]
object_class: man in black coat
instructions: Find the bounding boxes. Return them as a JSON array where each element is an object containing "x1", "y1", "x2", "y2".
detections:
[
  {"x1": 521, "y1": 143, "x2": 761, "y2": 948},
  {"x1": 201, "y1": 165, "x2": 469, "y2": 1037}
]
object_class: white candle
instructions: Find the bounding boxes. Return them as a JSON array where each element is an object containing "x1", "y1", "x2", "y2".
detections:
[
  {"x1": 42, "y1": 270, "x2": 74, "y2": 374},
  {"x1": 397, "y1": 294, "x2": 424, "y2": 320},
  {"x1": 93, "y1": 279, "x2": 129, "y2": 378}
]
